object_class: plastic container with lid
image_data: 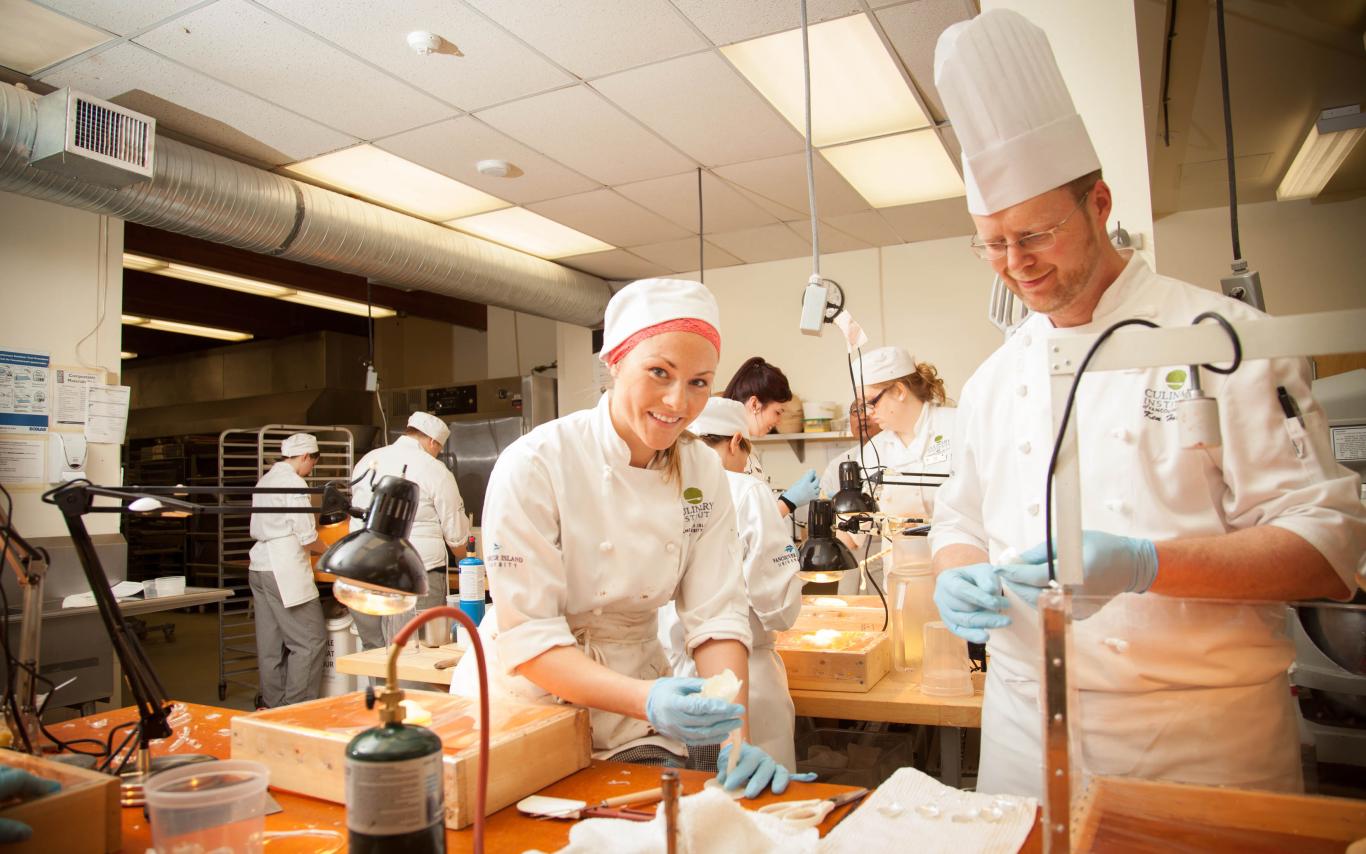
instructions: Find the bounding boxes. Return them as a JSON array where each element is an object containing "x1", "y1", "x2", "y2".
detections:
[
  {"x1": 145, "y1": 760, "x2": 270, "y2": 853},
  {"x1": 887, "y1": 566, "x2": 937, "y2": 672}
]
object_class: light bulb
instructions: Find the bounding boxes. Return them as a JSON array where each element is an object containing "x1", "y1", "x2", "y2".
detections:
[{"x1": 334, "y1": 579, "x2": 417, "y2": 616}]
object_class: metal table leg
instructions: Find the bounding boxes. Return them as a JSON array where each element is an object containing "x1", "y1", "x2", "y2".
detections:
[{"x1": 940, "y1": 726, "x2": 962, "y2": 788}]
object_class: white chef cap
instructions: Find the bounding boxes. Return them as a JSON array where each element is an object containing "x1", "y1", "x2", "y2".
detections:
[
  {"x1": 934, "y1": 9, "x2": 1101, "y2": 216},
  {"x1": 599, "y1": 278, "x2": 721, "y2": 365},
  {"x1": 689, "y1": 397, "x2": 749, "y2": 439},
  {"x1": 281, "y1": 433, "x2": 319, "y2": 457},
  {"x1": 407, "y1": 411, "x2": 450, "y2": 446},
  {"x1": 851, "y1": 346, "x2": 915, "y2": 387}
]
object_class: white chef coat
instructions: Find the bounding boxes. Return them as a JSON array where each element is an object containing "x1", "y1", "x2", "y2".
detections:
[
  {"x1": 350, "y1": 435, "x2": 470, "y2": 570},
  {"x1": 449, "y1": 393, "x2": 753, "y2": 758},
  {"x1": 839, "y1": 404, "x2": 956, "y2": 595},
  {"x1": 658, "y1": 469, "x2": 804, "y2": 767},
  {"x1": 248, "y1": 462, "x2": 319, "y2": 608},
  {"x1": 819, "y1": 444, "x2": 861, "y2": 500},
  {"x1": 931, "y1": 251, "x2": 1366, "y2": 797}
]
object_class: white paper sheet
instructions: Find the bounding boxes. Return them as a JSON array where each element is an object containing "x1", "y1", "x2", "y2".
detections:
[
  {"x1": 54, "y1": 368, "x2": 101, "y2": 426},
  {"x1": 85, "y1": 384, "x2": 130, "y2": 444},
  {"x1": 0, "y1": 439, "x2": 45, "y2": 484}
]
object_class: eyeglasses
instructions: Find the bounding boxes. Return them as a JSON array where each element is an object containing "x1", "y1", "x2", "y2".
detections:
[
  {"x1": 861, "y1": 387, "x2": 891, "y2": 411},
  {"x1": 969, "y1": 192, "x2": 1089, "y2": 261}
]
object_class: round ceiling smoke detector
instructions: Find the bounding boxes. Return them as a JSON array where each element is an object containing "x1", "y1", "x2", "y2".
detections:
[
  {"x1": 476, "y1": 159, "x2": 521, "y2": 178},
  {"x1": 407, "y1": 31, "x2": 443, "y2": 55}
]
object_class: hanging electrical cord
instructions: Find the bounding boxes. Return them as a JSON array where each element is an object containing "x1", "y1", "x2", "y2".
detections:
[
  {"x1": 1214, "y1": 0, "x2": 1240, "y2": 263},
  {"x1": 800, "y1": 0, "x2": 820, "y2": 272},
  {"x1": 1158, "y1": 0, "x2": 1179, "y2": 148},
  {"x1": 697, "y1": 167, "x2": 705, "y2": 284},
  {"x1": 365, "y1": 278, "x2": 389, "y2": 443},
  {"x1": 1041, "y1": 315, "x2": 1242, "y2": 584}
]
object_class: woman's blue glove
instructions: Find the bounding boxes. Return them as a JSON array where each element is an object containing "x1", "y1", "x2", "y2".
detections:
[
  {"x1": 998, "y1": 531, "x2": 1158, "y2": 618},
  {"x1": 781, "y1": 469, "x2": 821, "y2": 508},
  {"x1": 0, "y1": 767, "x2": 60, "y2": 842},
  {"x1": 716, "y1": 742, "x2": 818, "y2": 798},
  {"x1": 645, "y1": 677, "x2": 744, "y2": 746},
  {"x1": 933, "y1": 562, "x2": 1011, "y2": 643}
]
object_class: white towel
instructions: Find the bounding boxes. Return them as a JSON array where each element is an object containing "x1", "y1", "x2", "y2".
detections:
[{"x1": 819, "y1": 768, "x2": 1036, "y2": 854}]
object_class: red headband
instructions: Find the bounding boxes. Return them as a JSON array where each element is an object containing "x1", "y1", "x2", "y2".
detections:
[{"x1": 603, "y1": 318, "x2": 721, "y2": 366}]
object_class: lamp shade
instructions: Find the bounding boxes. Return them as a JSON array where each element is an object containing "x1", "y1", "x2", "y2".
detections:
[
  {"x1": 319, "y1": 475, "x2": 429, "y2": 615},
  {"x1": 798, "y1": 499, "x2": 858, "y2": 583},
  {"x1": 830, "y1": 461, "x2": 878, "y2": 515}
]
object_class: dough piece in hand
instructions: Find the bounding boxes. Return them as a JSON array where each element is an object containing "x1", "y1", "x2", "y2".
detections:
[{"x1": 700, "y1": 668, "x2": 742, "y2": 703}]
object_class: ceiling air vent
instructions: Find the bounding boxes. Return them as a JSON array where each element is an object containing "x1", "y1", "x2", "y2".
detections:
[{"x1": 30, "y1": 88, "x2": 155, "y2": 188}]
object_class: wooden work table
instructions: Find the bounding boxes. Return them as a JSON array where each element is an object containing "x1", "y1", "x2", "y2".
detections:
[{"x1": 52, "y1": 702, "x2": 901, "y2": 853}]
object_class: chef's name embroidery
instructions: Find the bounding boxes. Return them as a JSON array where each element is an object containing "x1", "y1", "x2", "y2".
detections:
[{"x1": 1143, "y1": 369, "x2": 1186, "y2": 422}]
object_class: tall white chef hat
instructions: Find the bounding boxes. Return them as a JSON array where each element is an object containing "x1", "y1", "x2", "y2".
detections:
[
  {"x1": 851, "y1": 346, "x2": 916, "y2": 387},
  {"x1": 599, "y1": 278, "x2": 721, "y2": 365},
  {"x1": 934, "y1": 8, "x2": 1101, "y2": 216},
  {"x1": 281, "y1": 432, "x2": 319, "y2": 457},
  {"x1": 407, "y1": 411, "x2": 450, "y2": 446},
  {"x1": 689, "y1": 397, "x2": 749, "y2": 439}
]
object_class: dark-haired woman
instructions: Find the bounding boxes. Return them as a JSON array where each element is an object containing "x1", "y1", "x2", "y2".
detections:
[
  {"x1": 722, "y1": 356, "x2": 820, "y2": 519},
  {"x1": 846, "y1": 346, "x2": 957, "y2": 594}
]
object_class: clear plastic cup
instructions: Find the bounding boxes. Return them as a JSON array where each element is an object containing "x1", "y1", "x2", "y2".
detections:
[
  {"x1": 145, "y1": 760, "x2": 269, "y2": 853},
  {"x1": 920, "y1": 621, "x2": 974, "y2": 697},
  {"x1": 887, "y1": 567, "x2": 937, "y2": 672}
]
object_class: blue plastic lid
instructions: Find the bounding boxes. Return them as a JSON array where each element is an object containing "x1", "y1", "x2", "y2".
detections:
[{"x1": 458, "y1": 556, "x2": 484, "y2": 566}]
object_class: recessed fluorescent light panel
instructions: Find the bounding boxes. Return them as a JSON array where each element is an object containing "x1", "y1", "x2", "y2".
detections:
[
  {"x1": 285, "y1": 145, "x2": 509, "y2": 221},
  {"x1": 722, "y1": 13, "x2": 929, "y2": 148},
  {"x1": 821, "y1": 130, "x2": 965, "y2": 208},
  {"x1": 1277, "y1": 111, "x2": 1365, "y2": 201},
  {"x1": 446, "y1": 208, "x2": 614, "y2": 260},
  {"x1": 0, "y1": 0, "x2": 112, "y2": 75},
  {"x1": 121, "y1": 314, "x2": 253, "y2": 342},
  {"x1": 121, "y1": 254, "x2": 396, "y2": 318}
]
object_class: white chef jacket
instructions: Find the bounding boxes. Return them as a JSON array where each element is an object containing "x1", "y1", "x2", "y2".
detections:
[
  {"x1": 819, "y1": 444, "x2": 861, "y2": 500},
  {"x1": 839, "y1": 404, "x2": 956, "y2": 595},
  {"x1": 931, "y1": 251, "x2": 1366, "y2": 797},
  {"x1": 350, "y1": 435, "x2": 470, "y2": 570},
  {"x1": 449, "y1": 393, "x2": 753, "y2": 758},
  {"x1": 658, "y1": 469, "x2": 804, "y2": 766},
  {"x1": 248, "y1": 461, "x2": 319, "y2": 608}
]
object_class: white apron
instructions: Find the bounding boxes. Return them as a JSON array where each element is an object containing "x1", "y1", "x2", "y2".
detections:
[{"x1": 261, "y1": 538, "x2": 317, "y2": 608}]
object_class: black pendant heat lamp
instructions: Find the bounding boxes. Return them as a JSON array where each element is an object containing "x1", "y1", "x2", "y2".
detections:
[
  {"x1": 319, "y1": 474, "x2": 430, "y2": 616},
  {"x1": 797, "y1": 498, "x2": 859, "y2": 583},
  {"x1": 830, "y1": 461, "x2": 878, "y2": 515}
]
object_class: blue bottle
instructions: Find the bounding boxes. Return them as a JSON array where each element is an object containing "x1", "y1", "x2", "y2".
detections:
[{"x1": 456, "y1": 540, "x2": 485, "y2": 644}]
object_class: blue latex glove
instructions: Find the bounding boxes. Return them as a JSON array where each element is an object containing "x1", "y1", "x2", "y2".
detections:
[
  {"x1": 933, "y1": 562, "x2": 1011, "y2": 643},
  {"x1": 781, "y1": 469, "x2": 821, "y2": 508},
  {"x1": 0, "y1": 767, "x2": 60, "y2": 842},
  {"x1": 645, "y1": 677, "x2": 744, "y2": 746},
  {"x1": 998, "y1": 531, "x2": 1159, "y2": 617},
  {"x1": 716, "y1": 742, "x2": 818, "y2": 799}
]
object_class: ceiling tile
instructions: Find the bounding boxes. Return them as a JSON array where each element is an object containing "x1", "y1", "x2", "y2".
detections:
[
  {"x1": 876, "y1": 197, "x2": 976, "y2": 244},
  {"x1": 42, "y1": 43, "x2": 355, "y2": 164},
  {"x1": 670, "y1": 0, "x2": 863, "y2": 46},
  {"x1": 714, "y1": 151, "x2": 871, "y2": 217},
  {"x1": 723, "y1": 180, "x2": 806, "y2": 221},
  {"x1": 464, "y1": 0, "x2": 705, "y2": 79},
  {"x1": 1, "y1": 0, "x2": 112, "y2": 74},
  {"x1": 528, "y1": 189, "x2": 690, "y2": 247},
  {"x1": 476, "y1": 85, "x2": 694, "y2": 185},
  {"x1": 876, "y1": 0, "x2": 974, "y2": 124},
  {"x1": 707, "y1": 223, "x2": 811, "y2": 264},
  {"x1": 615, "y1": 171, "x2": 780, "y2": 233},
  {"x1": 133, "y1": 0, "x2": 456, "y2": 139},
  {"x1": 35, "y1": 0, "x2": 201, "y2": 37},
  {"x1": 819, "y1": 210, "x2": 903, "y2": 247},
  {"x1": 255, "y1": 0, "x2": 571, "y2": 111},
  {"x1": 557, "y1": 249, "x2": 669, "y2": 281},
  {"x1": 376, "y1": 116, "x2": 597, "y2": 204},
  {"x1": 630, "y1": 237, "x2": 741, "y2": 274},
  {"x1": 593, "y1": 51, "x2": 803, "y2": 167},
  {"x1": 783, "y1": 219, "x2": 874, "y2": 254}
]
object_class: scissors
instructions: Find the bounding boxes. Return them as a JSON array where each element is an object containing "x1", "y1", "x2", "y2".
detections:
[{"x1": 757, "y1": 787, "x2": 869, "y2": 828}]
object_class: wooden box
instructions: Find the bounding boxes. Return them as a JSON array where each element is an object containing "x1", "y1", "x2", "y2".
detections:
[
  {"x1": 1072, "y1": 776, "x2": 1366, "y2": 853},
  {"x1": 794, "y1": 595, "x2": 887, "y2": 633},
  {"x1": 775, "y1": 629, "x2": 891, "y2": 693},
  {"x1": 0, "y1": 750, "x2": 119, "y2": 853},
  {"x1": 231, "y1": 689, "x2": 591, "y2": 829}
]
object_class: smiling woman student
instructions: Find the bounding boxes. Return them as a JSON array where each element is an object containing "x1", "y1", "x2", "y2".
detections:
[{"x1": 450, "y1": 278, "x2": 805, "y2": 796}]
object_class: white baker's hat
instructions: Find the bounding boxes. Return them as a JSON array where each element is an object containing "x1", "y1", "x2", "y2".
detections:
[
  {"x1": 281, "y1": 433, "x2": 318, "y2": 457},
  {"x1": 934, "y1": 9, "x2": 1101, "y2": 216},
  {"x1": 851, "y1": 346, "x2": 915, "y2": 387},
  {"x1": 689, "y1": 397, "x2": 749, "y2": 438},
  {"x1": 407, "y1": 411, "x2": 450, "y2": 446},
  {"x1": 599, "y1": 278, "x2": 721, "y2": 364}
]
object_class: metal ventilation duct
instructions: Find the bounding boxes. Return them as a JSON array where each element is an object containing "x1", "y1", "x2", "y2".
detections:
[{"x1": 0, "y1": 82, "x2": 611, "y2": 327}]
